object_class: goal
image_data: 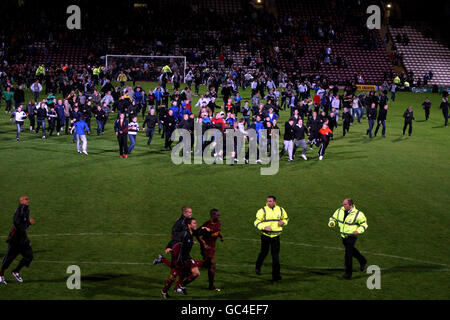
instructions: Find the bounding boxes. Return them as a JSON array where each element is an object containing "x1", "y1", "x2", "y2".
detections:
[{"x1": 105, "y1": 54, "x2": 187, "y2": 83}]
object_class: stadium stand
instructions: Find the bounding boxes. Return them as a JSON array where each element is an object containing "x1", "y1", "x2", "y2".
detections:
[{"x1": 389, "y1": 25, "x2": 450, "y2": 87}]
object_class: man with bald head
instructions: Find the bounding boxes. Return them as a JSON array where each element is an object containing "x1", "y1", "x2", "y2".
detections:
[
  {"x1": 0, "y1": 196, "x2": 35, "y2": 285},
  {"x1": 328, "y1": 198, "x2": 368, "y2": 279}
]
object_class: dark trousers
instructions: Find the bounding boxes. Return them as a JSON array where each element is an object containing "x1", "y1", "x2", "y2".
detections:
[
  {"x1": 342, "y1": 236, "x2": 366, "y2": 275},
  {"x1": 165, "y1": 129, "x2": 174, "y2": 149},
  {"x1": 1, "y1": 242, "x2": 33, "y2": 272},
  {"x1": 367, "y1": 119, "x2": 375, "y2": 138},
  {"x1": 374, "y1": 120, "x2": 386, "y2": 136},
  {"x1": 96, "y1": 120, "x2": 103, "y2": 135},
  {"x1": 424, "y1": 108, "x2": 430, "y2": 120},
  {"x1": 65, "y1": 117, "x2": 70, "y2": 134},
  {"x1": 117, "y1": 134, "x2": 128, "y2": 155},
  {"x1": 403, "y1": 121, "x2": 412, "y2": 135},
  {"x1": 146, "y1": 127, "x2": 155, "y2": 145},
  {"x1": 255, "y1": 235, "x2": 281, "y2": 279},
  {"x1": 318, "y1": 138, "x2": 329, "y2": 157},
  {"x1": 56, "y1": 119, "x2": 63, "y2": 133},
  {"x1": 29, "y1": 116, "x2": 36, "y2": 130},
  {"x1": 343, "y1": 122, "x2": 350, "y2": 136},
  {"x1": 443, "y1": 111, "x2": 448, "y2": 126}
]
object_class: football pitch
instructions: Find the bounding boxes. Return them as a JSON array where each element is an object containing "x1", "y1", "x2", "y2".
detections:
[{"x1": 0, "y1": 83, "x2": 449, "y2": 300}]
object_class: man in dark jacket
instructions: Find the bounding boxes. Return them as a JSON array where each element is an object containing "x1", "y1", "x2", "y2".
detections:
[
  {"x1": 403, "y1": 106, "x2": 416, "y2": 136},
  {"x1": 374, "y1": 105, "x2": 388, "y2": 137},
  {"x1": 0, "y1": 196, "x2": 35, "y2": 285},
  {"x1": 422, "y1": 98, "x2": 432, "y2": 121},
  {"x1": 114, "y1": 112, "x2": 129, "y2": 158},
  {"x1": 342, "y1": 107, "x2": 353, "y2": 137},
  {"x1": 164, "y1": 109, "x2": 176, "y2": 150},
  {"x1": 279, "y1": 118, "x2": 295, "y2": 161},
  {"x1": 35, "y1": 104, "x2": 48, "y2": 139},
  {"x1": 440, "y1": 97, "x2": 449, "y2": 126},
  {"x1": 93, "y1": 105, "x2": 106, "y2": 135},
  {"x1": 293, "y1": 118, "x2": 308, "y2": 160},
  {"x1": 366, "y1": 103, "x2": 377, "y2": 138},
  {"x1": 143, "y1": 108, "x2": 157, "y2": 146},
  {"x1": 307, "y1": 111, "x2": 321, "y2": 148},
  {"x1": 160, "y1": 216, "x2": 199, "y2": 298}
]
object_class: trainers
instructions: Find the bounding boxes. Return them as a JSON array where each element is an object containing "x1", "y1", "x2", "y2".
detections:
[
  {"x1": 153, "y1": 255, "x2": 163, "y2": 265},
  {"x1": 57, "y1": 132, "x2": 60, "y2": 136},
  {"x1": 319, "y1": 156, "x2": 323, "y2": 160},
  {"x1": 11, "y1": 272, "x2": 23, "y2": 283},
  {"x1": 255, "y1": 268, "x2": 261, "y2": 276},
  {"x1": 82, "y1": 151, "x2": 88, "y2": 155},
  {"x1": 42, "y1": 136, "x2": 46, "y2": 139},
  {"x1": 124, "y1": 154, "x2": 128, "y2": 158},
  {"x1": 78, "y1": 150, "x2": 82, "y2": 153},
  {"x1": 120, "y1": 155, "x2": 124, "y2": 158},
  {"x1": 301, "y1": 154, "x2": 307, "y2": 161},
  {"x1": 161, "y1": 290, "x2": 170, "y2": 299},
  {"x1": 16, "y1": 138, "x2": 19, "y2": 142},
  {"x1": 0, "y1": 276, "x2": 7, "y2": 285}
]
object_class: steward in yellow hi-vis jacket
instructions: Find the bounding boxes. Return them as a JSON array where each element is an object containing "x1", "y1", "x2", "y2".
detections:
[
  {"x1": 328, "y1": 198, "x2": 368, "y2": 279},
  {"x1": 254, "y1": 196, "x2": 288, "y2": 282}
]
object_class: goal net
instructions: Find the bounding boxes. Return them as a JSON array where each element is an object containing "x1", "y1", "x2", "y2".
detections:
[{"x1": 105, "y1": 55, "x2": 187, "y2": 83}]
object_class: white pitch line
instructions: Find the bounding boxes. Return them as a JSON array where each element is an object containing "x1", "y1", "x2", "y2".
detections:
[
  {"x1": 31, "y1": 260, "x2": 449, "y2": 273},
  {"x1": 2, "y1": 232, "x2": 447, "y2": 267}
]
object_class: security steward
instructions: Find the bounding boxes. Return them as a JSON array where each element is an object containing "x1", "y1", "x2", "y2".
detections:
[
  {"x1": 254, "y1": 196, "x2": 288, "y2": 282},
  {"x1": 328, "y1": 198, "x2": 368, "y2": 279},
  {"x1": 0, "y1": 196, "x2": 35, "y2": 285}
]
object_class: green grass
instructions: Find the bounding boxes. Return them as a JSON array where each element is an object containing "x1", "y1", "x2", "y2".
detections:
[{"x1": 0, "y1": 82, "x2": 449, "y2": 300}]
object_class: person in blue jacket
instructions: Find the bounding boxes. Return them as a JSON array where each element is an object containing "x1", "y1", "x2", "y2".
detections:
[{"x1": 70, "y1": 116, "x2": 90, "y2": 155}]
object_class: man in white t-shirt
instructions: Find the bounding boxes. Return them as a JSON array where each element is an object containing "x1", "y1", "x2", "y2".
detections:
[{"x1": 10, "y1": 105, "x2": 27, "y2": 141}]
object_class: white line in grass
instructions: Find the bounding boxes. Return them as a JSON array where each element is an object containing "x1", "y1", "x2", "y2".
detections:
[
  {"x1": 2, "y1": 232, "x2": 446, "y2": 267},
  {"x1": 31, "y1": 260, "x2": 449, "y2": 273}
]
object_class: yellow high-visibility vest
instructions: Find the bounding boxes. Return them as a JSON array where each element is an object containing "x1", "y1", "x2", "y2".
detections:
[
  {"x1": 254, "y1": 205, "x2": 289, "y2": 238},
  {"x1": 328, "y1": 206, "x2": 368, "y2": 238}
]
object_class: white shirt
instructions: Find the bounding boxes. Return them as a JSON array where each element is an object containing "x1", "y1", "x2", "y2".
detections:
[
  {"x1": 14, "y1": 111, "x2": 27, "y2": 122},
  {"x1": 332, "y1": 97, "x2": 340, "y2": 109},
  {"x1": 31, "y1": 83, "x2": 42, "y2": 93}
]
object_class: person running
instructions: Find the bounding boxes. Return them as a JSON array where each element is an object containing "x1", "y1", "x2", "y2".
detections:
[
  {"x1": 0, "y1": 196, "x2": 35, "y2": 285},
  {"x1": 342, "y1": 107, "x2": 353, "y2": 137},
  {"x1": 127, "y1": 116, "x2": 140, "y2": 154},
  {"x1": 279, "y1": 118, "x2": 295, "y2": 162},
  {"x1": 196, "y1": 209, "x2": 224, "y2": 291},
  {"x1": 10, "y1": 106, "x2": 27, "y2": 142},
  {"x1": 143, "y1": 108, "x2": 157, "y2": 146},
  {"x1": 293, "y1": 118, "x2": 308, "y2": 160},
  {"x1": 70, "y1": 116, "x2": 90, "y2": 155},
  {"x1": 318, "y1": 121, "x2": 333, "y2": 161},
  {"x1": 160, "y1": 217, "x2": 200, "y2": 298}
]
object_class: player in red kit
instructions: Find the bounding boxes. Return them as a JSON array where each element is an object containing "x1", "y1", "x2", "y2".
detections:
[{"x1": 196, "y1": 209, "x2": 224, "y2": 291}]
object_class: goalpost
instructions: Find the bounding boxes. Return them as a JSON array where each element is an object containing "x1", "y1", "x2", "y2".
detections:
[{"x1": 105, "y1": 54, "x2": 187, "y2": 82}]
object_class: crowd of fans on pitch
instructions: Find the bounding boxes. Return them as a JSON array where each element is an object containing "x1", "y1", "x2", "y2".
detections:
[{"x1": 1, "y1": 61, "x2": 423, "y2": 161}]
